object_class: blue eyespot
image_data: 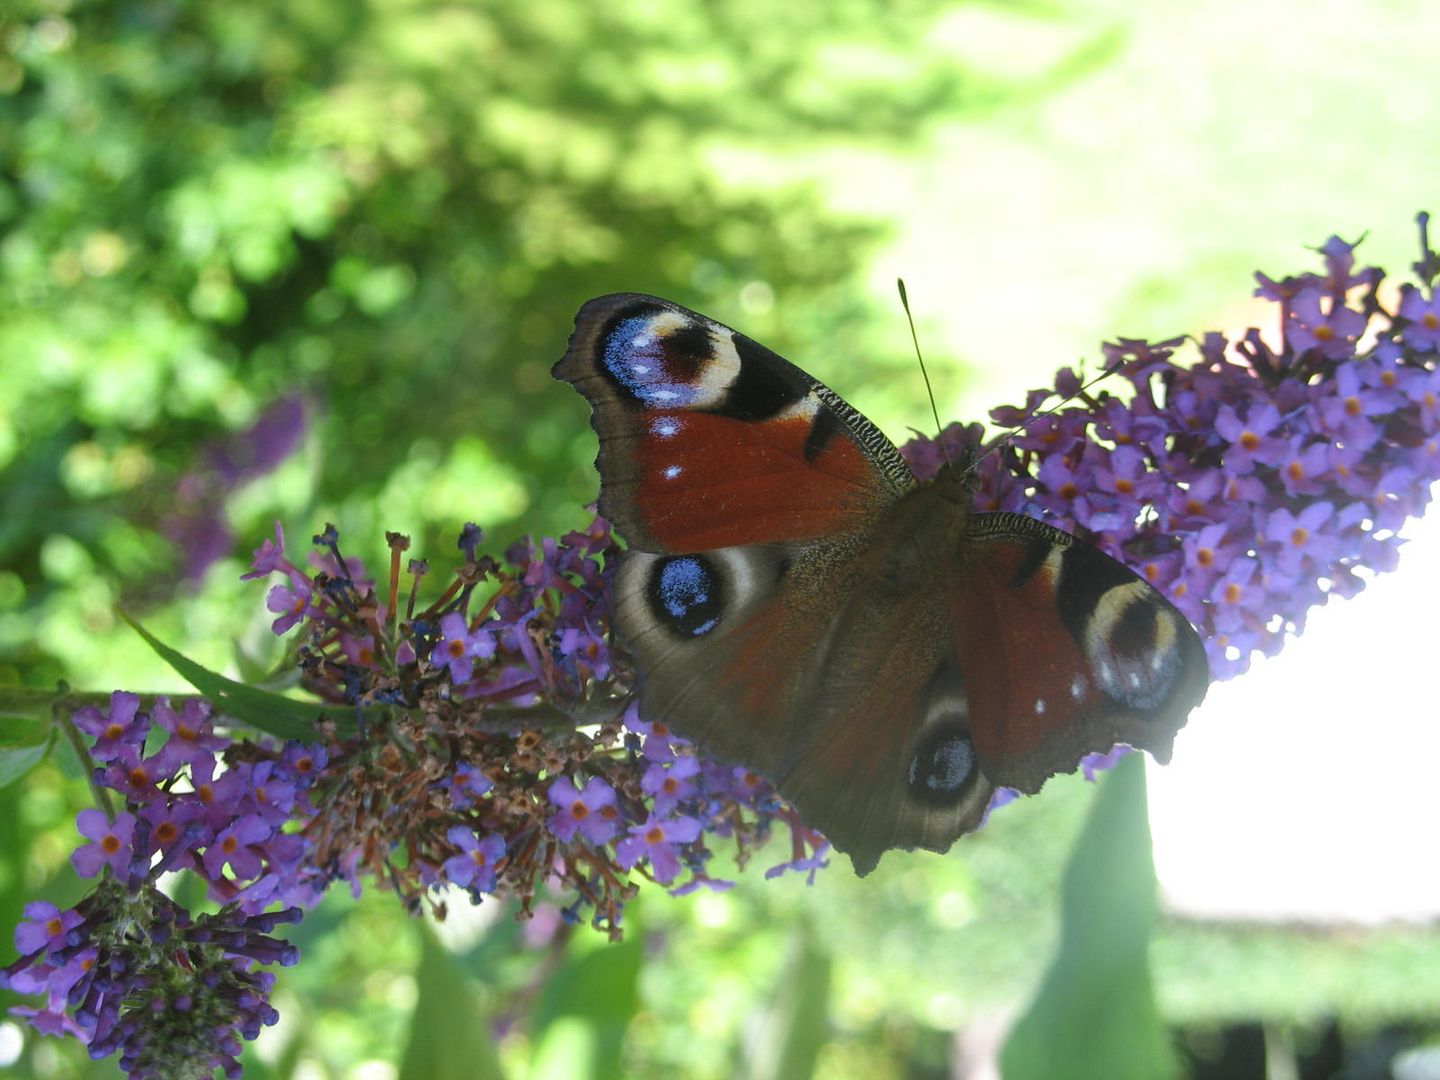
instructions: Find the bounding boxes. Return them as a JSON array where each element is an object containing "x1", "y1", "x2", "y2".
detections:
[
  {"x1": 603, "y1": 317, "x2": 697, "y2": 406},
  {"x1": 907, "y1": 726, "x2": 975, "y2": 806},
  {"x1": 652, "y1": 556, "x2": 722, "y2": 637}
]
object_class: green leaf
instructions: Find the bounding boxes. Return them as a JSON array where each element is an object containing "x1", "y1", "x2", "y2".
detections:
[
  {"x1": 119, "y1": 612, "x2": 354, "y2": 740},
  {"x1": 529, "y1": 904, "x2": 643, "y2": 1080},
  {"x1": 0, "y1": 716, "x2": 54, "y2": 788},
  {"x1": 1000, "y1": 753, "x2": 1177, "y2": 1080},
  {"x1": 738, "y1": 925, "x2": 832, "y2": 1080},
  {"x1": 399, "y1": 922, "x2": 506, "y2": 1080}
]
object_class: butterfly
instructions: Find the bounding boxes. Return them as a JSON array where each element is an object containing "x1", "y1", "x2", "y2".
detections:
[{"x1": 554, "y1": 293, "x2": 1209, "y2": 875}]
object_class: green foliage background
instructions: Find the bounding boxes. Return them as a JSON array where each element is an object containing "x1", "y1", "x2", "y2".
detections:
[{"x1": 3, "y1": 0, "x2": 1439, "y2": 1076}]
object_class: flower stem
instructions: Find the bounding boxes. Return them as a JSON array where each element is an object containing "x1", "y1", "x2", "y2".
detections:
[{"x1": 51, "y1": 685, "x2": 116, "y2": 819}]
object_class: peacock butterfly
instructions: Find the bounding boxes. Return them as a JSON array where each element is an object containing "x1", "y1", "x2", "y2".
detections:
[{"x1": 554, "y1": 293, "x2": 1209, "y2": 875}]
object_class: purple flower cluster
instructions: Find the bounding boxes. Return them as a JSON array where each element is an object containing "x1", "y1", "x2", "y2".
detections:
[
  {"x1": 904, "y1": 226, "x2": 1440, "y2": 681},
  {"x1": 241, "y1": 520, "x2": 828, "y2": 929},
  {"x1": 69, "y1": 692, "x2": 329, "y2": 911},
  {"x1": 4, "y1": 885, "x2": 301, "y2": 1079},
  {"x1": 3, "y1": 692, "x2": 325, "y2": 1074}
]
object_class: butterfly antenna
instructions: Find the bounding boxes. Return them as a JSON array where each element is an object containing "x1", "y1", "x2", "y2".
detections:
[{"x1": 896, "y1": 279, "x2": 946, "y2": 450}]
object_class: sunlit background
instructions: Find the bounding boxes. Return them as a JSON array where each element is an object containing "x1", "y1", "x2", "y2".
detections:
[{"x1": 2, "y1": 0, "x2": 1438, "y2": 1076}]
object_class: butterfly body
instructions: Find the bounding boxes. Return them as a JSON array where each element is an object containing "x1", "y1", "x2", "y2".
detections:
[{"x1": 556, "y1": 293, "x2": 1208, "y2": 875}]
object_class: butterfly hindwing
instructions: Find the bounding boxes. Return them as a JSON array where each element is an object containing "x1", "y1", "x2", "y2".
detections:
[
  {"x1": 612, "y1": 528, "x2": 997, "y2": 877},
  {"x1": 554, "y1": 294, "x2": 915, "y2": 552},
  {"x1": 956, "y1": 513, "x2": 1209, "y2": 794}
]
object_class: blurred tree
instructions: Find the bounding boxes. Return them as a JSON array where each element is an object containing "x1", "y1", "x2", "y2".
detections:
[{"x1": 0, "y1": 0, "x2": 1016, "y2": 691}]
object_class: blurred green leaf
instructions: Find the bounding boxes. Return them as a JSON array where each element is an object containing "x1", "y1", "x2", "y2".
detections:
[
  {"x1": 119, "y1": 612, "x2": 354, "y2": 740},
  {"x1": 739, "y1": 925, "x2": 832, "y2": 1080},
  {"x1": 1000, "y1": 753, "x2": 1176, "y2": 1080},
  {"x1": 0, "y1": 716, "x2": 53, "y2": 789},
  {"x1": 529, "y1": 910, "x2": 643, "y2": 1080},
  {"x1": 399, "y1": 922, "x2": 507, "y2": 1080}
]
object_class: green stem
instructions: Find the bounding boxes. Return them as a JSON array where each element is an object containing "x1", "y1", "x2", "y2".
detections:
[{"x1": 52, "y1": 687, "x2": 116, "y2": 819}]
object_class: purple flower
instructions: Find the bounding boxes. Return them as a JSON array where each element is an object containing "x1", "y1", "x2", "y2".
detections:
[
  {"x1": 1403, "y1": 365, "x2": 1440, "y2": 430},
  {"x1": 430, "y1": 611, "x2": 496, "y2": 683},
  {"x1": 240, "y1": 521, "x2": 290, "y2": 580},
  {"x1": 1080, "y1": 745, "x2": 1131, "y2": 782},
  {"x1": 616, "y1": 814, "x2": 702, "y2": 885},
  {"x1": 202, "y1": 815, "x2": 272, "y2": 881},
  {"x1": 625, "y1": 703, "x2": 680, "y2": 762},
  {"x1": 12, "y1": 901, "x2": 83, "y2": 956},
  {"x1": 764, "y1": 844, "x2": 831, "y2": 884},
  {"x1": 1315, "y1": 364, "x2": 1387, "y2": 450},
  {"x1": 266, "y1": 578, "x2": 316, "y2": 635},
  {"x1": 71, "y1": 809, "x2": 136, "y2": 878},
  {"x1": 641, "y1": 755, "x2": 700, "y2": 816},
  {"x1": 150, "y1": 697, "x2": 227, "y2": 773},
  {"x1": 1214, "y1": 403, "x2": 1285, "y2": 474},
  {"x1": 1288, "y1": 287, "x2": 1365, "y2": 359},
  {"x1": 446, "y1": 762, "x2": 493, "y2": 810},
  {"x1": 71, "y1": 691, "x2": 146, "y2": 763},
  {"x1": 1400, "y1": 286, "x2": 1440, "y2": 351},
  {"x1": 1264, "y1": 502, "x2": 1338, "y2": 574},
  {"x1": 557, "y1": 621, "x2": 611, "y2": 682},
  {"x1": 442, "y1": 828, "x2": 505, "y2": 892},
  {"x1": 547, "y1": 776, "x2": 622, "y2": 844}
]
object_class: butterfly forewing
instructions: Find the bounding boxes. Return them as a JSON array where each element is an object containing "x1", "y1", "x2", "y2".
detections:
[{"x1": 554, "y1": 294, "x2": 914, "y2": 552}]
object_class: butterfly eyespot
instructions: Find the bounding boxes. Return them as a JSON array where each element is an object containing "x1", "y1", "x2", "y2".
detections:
[
  {"x1": 906, "y1": 724, "x2": 976, "y2": 807},
  {"x1": 650, "y1": 555, "x2": 724, "y2": 637},
  {"x1": 1085, "y1": 584, "x2": 1183, "y2": 709}
]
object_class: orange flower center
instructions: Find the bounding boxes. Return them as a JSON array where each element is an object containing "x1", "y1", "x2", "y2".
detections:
[
  {"x1": 1058, "y1": 482, "x2": 1078, "y2": 500},
  {"x1": 1314, "y1": 324, "x2": 1334, "y2": 341},
  {"x1": 1223, "y1": 583, "x2": 1242, "y2": 604},
  {"x1": 571, "y1": 801, "x2": 590, "y2": 820},
  {"x1": 448, "y1": 639, "x2": 466, "y2": 658},
  {"x1": 1196, "y1": 548, "x2": 1214, "y2": 568},
  {"x1": 1239, "y1": 431, "x2": 1259, "y2": 451},
  {"x1": 1290, "y1": 527, "x2": 1309, "y2": 547},
  {"x1": 1425, "y1": 312, "x2": 1440, "y2": 330},
  {"x1": 645, "y1": 826, "x2": 665, "y2": 844},
  {"x1": 1343, "y1": 396, "x2": 1361, "y2": 417},
  {"x1": 101, "y1": 835, "x2": 121, "y2": 855},
  {"x1": 1114, "y1": 478, "x2": 1134, "y2": 495}
]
